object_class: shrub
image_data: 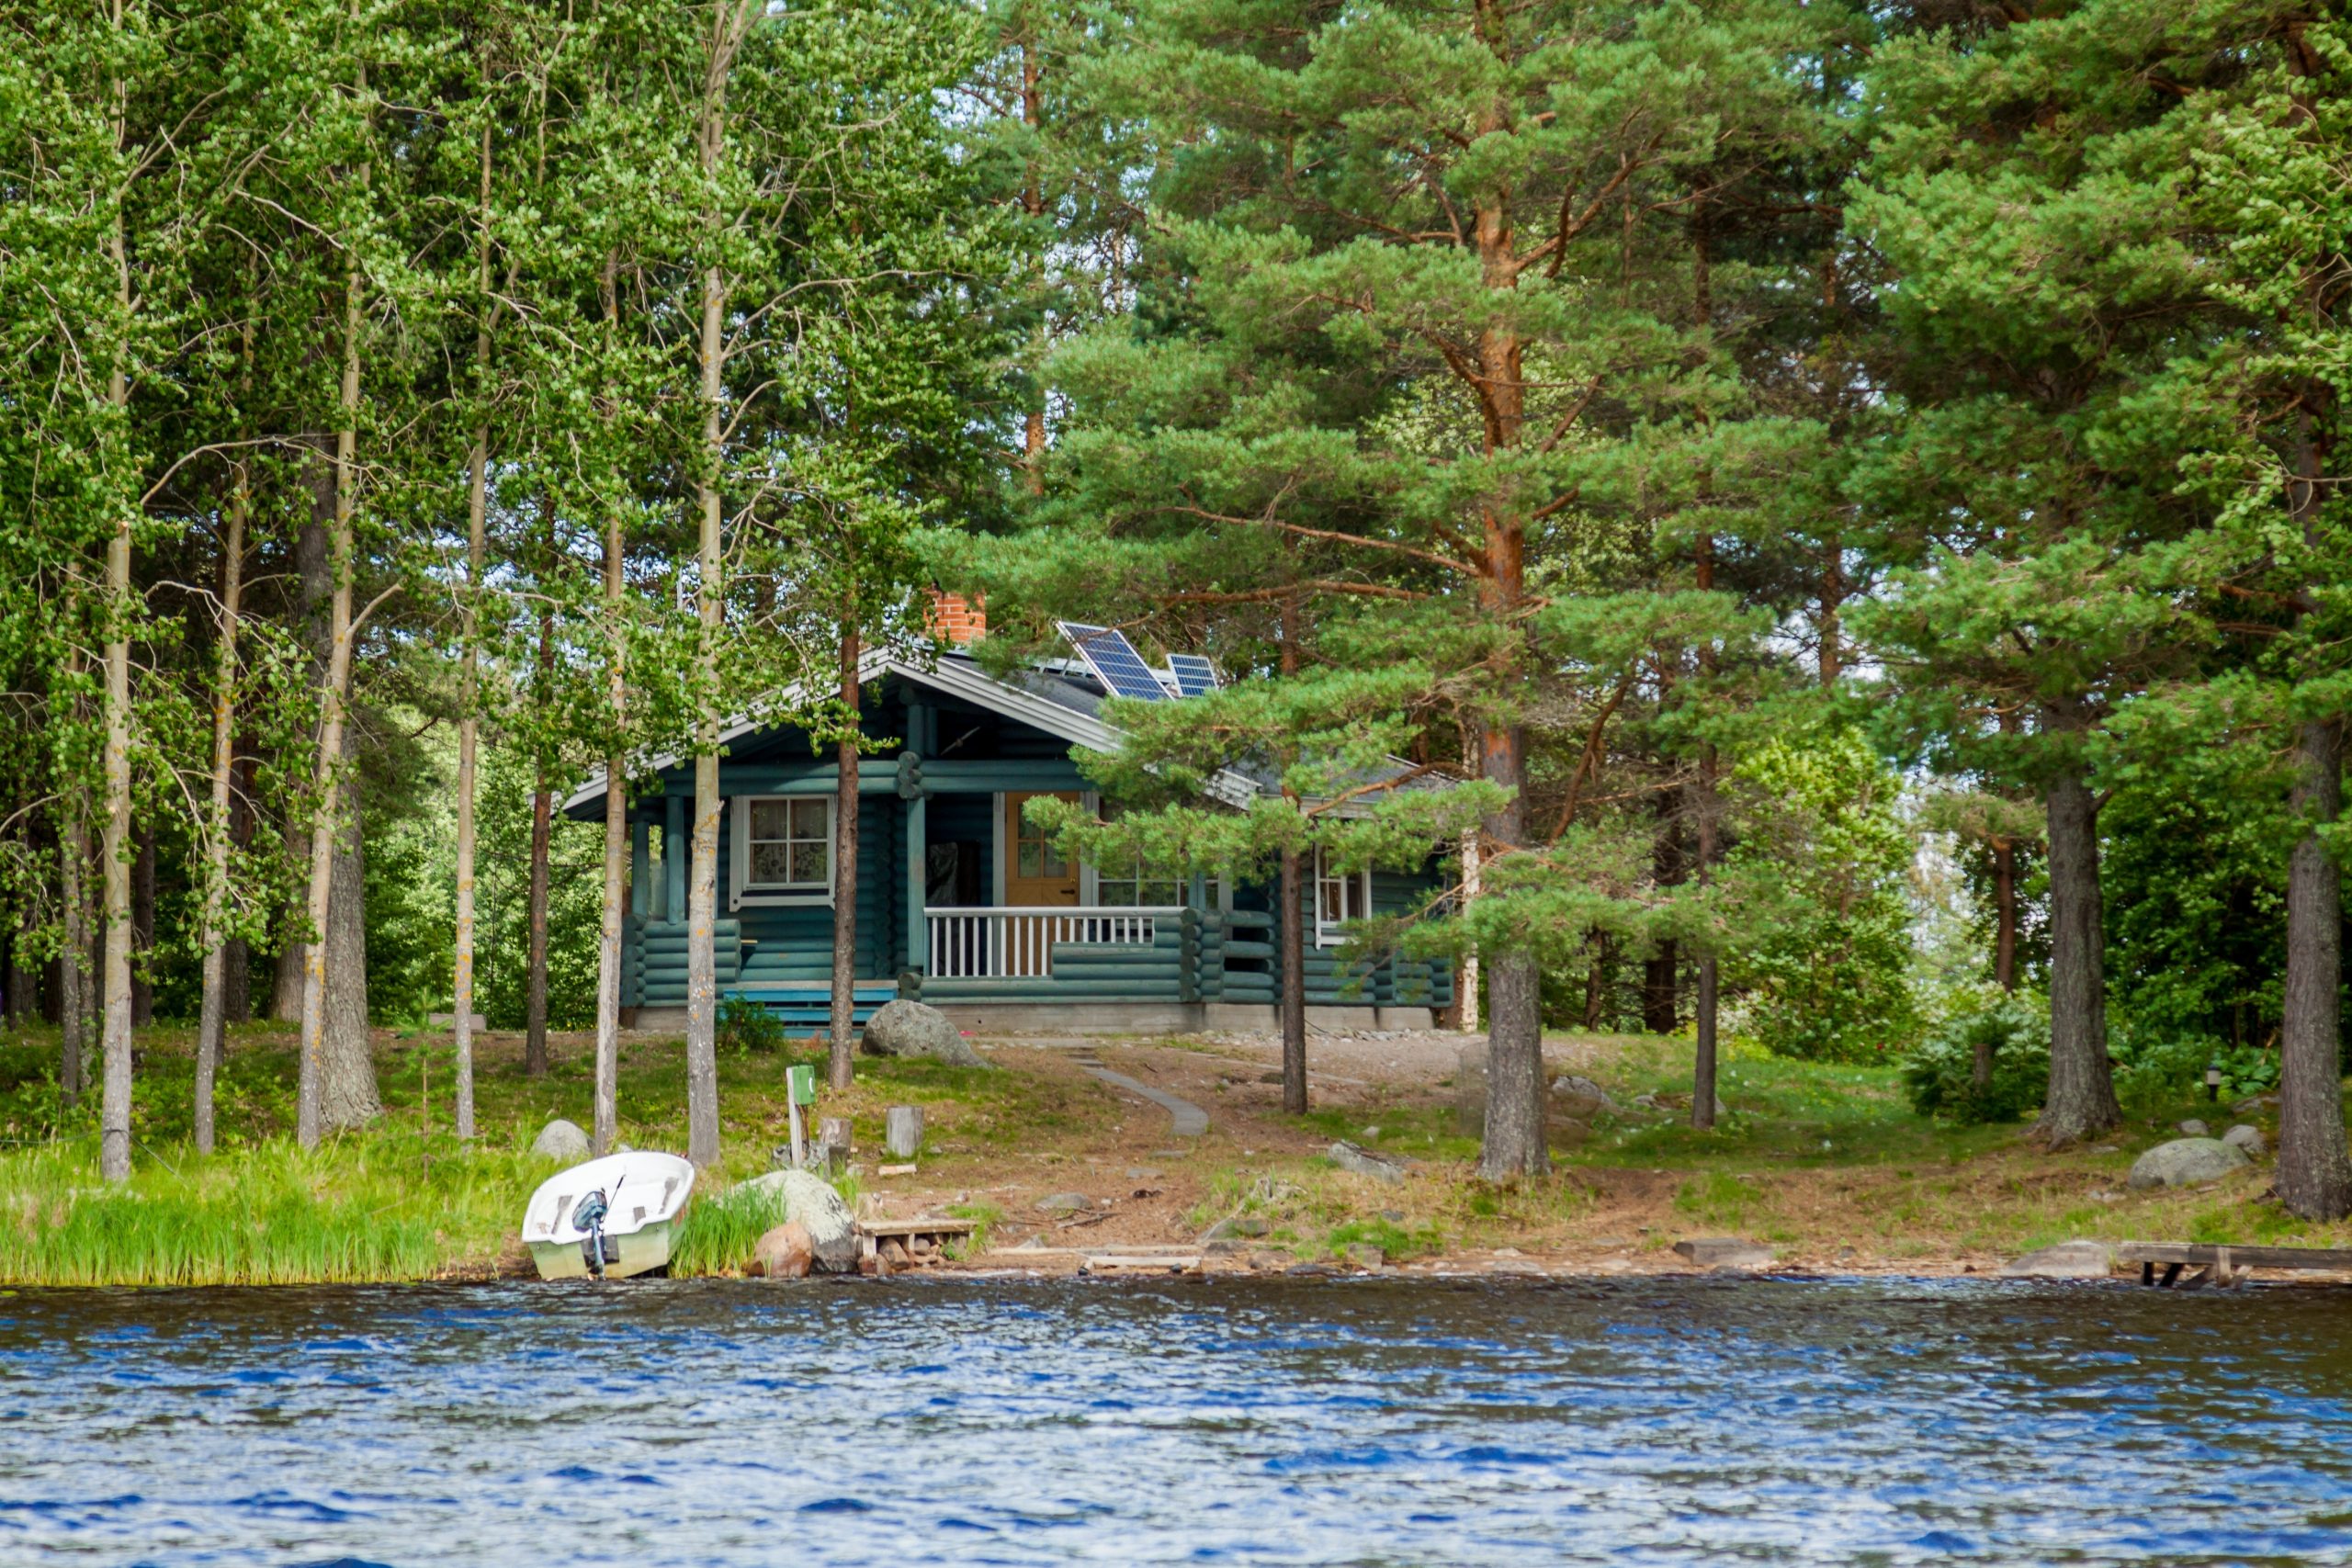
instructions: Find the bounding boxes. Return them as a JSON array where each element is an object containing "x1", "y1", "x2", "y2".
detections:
[
  {"x1": 2111, "y1": 1030, "x2": 2279, "y2": 1111},
  {"x1": 1903, "y1": 995, "x2": 2049, "y2": 1123},
  {"x1": 717, "y1": 994, "x2": 788, "y2": 1055}
]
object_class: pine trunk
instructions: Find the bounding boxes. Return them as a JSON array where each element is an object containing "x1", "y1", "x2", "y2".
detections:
[
  {"x1": 1278, "y1": 845, "x2": 1306, "y2": 1114},
  {"x1": 2278, "y1": 717, "x2": 2352, "y2": 1216},
  {"x1": 195, "y1": 471, "x2": 247, "y2": 1155},
  {"x1": 2278, "y1": 378, "x2": 2351, "y2": 1217},
  {"x1": 297, "y1": 192, "x2": 372, "y2": 1147},
  {"x1": 829, "y1": 631, "x2": 861, "y2": 1089},
  {"x1": 2034, "y1": 738, "x2": 2120, "y2": 1145}
]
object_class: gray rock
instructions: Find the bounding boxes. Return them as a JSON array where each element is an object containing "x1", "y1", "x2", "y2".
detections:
[
  {"x1": 2127, "y1": 1138, "x2": 2253, "y2": 1191},
  {"x1": 1551, "y1": 1074, "x2": 1619, "y2": 1117},
  {"x1": 2177, "y1": 1118, "x2": 2210, "y2": 1137},
  {"x1": 1999, "y1": 1239, "x2": 2113, "y2": 1280},
  {"x1": 1329, "y1": 1141, "x2": 1408, "y2": 1185},
  {"x1": 531, "y1": 1118, "x2": 591, "y2": 1163},
  {"x1": 2222, "y1": 1123, "x2": 2267, "y2": 1159},
  {"x1": 1035, "y1": 1191, "x2": 1091, "y2": 1214},
  {"x1": 1202, "y1": 1214, "x2": 1270, "y2": 1241},
  {"x1": 861, "y1": 1000, "x2": 986, "y2": 1067},
  {"x1": 1342, "y1": 1243, "x2": 1385, "y2": 1269},
  {"x1": 1672, "y1": 1236, "x2": 1772, "y2": 1269},
  {"x1": 741, "y1": 1168, "x2": 860, "y2": 1271}
]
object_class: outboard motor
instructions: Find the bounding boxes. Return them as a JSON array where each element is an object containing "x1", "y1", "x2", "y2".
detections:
[{"x1": 573, "y1": 1188, "x2": 616, "y2": 1280}]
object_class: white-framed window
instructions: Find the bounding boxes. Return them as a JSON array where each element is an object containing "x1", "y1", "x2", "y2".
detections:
[
  {"x1": 731, "y1": 795, "x2": 833, "y2": 907},
  {"x1": 1315, "y1": 847, "x2": 1371, "y2": 944}
]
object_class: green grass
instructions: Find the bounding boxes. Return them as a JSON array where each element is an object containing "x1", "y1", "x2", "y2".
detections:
[
  {"x1": 667, "y1": 1179, "x2": 794, "y2": 1277},
  {"x1": 0, "y1": 1137, "x2": 547, "y2": 1285}
]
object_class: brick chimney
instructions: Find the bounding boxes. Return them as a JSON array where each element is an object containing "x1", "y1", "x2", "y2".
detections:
[{"x1": 925, "y1": 590, "x2": 986, "y2": 646}]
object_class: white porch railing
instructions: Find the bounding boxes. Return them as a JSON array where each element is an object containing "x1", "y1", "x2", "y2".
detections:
[{"x1": 925, "y1": 906, "x2": 1181, "y2": 979}]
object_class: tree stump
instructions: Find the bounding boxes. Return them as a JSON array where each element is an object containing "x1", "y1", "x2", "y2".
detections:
[{"x1": 885, "y1": 1104, "x2": 923, "y2": 1160}]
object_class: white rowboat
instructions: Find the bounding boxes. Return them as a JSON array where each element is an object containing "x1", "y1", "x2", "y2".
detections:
[{"x1": 522, "y1": 1151, "x2": 695, "y2": 1280}]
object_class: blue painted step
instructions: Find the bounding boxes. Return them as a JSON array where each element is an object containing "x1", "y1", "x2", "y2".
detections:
[{"x1": 723, "y1": 983, "x2": 899, "y2": 1032}]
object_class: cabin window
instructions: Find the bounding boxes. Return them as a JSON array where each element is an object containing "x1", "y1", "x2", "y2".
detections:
[
  {"x1": 1315, "y1": 848, "x2": 1372, "y2": 944},
  {"x1": 741, "y1": 795, "x2": 831, "y2": 892},
  {"x1": 1091, "y1": 801, "x2": 1180, "y2": 907}
]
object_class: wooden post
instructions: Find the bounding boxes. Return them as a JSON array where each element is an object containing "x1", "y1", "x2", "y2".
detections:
[
  {"x1": 819, "y1": 1115, "x2": 852, "y2": 1175},
  {"x1": 886, "y1": 1104, "x2": 922, "y2": 1159}
]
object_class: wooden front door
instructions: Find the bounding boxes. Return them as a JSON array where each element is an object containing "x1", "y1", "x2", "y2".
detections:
[{"x1": 1004, "y1": 792, "x2": 1080, "y2": 907}]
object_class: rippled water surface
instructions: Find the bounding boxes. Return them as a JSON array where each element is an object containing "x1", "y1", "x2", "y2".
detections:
[{"x1": 4, "y1": 1275, "x2": 2351, "y2": 1565}]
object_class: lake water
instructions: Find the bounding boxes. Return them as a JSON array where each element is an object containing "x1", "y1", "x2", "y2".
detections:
[{"x1": 3, "y1": 1275, "x2": 2349, "y2": 1565}]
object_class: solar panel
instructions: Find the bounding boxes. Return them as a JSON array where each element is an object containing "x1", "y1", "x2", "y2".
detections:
[
  {"x1": 1167, "y1": 654, "x2": 1219, "y2": 697},
  {"x1": 1057, "y1": 621, "x2": 1168, "y2": 702}
]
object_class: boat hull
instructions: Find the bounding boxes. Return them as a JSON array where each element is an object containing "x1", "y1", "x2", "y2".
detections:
[{"x1": 528, "y1": 1220, "x2": 676, "y2": 1281}]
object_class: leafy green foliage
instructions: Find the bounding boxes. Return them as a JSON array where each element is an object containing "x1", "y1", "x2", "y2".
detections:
[
  {"x1": 1724, "y1": 729, "x2": 1919, "y2": 1061},
  {"x1": 1903, "y1": 997, "x2": 2050, "y2": 1125}
]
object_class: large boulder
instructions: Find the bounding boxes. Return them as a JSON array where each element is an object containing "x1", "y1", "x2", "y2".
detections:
[
  {"x1": 1551, "y1": 1074, "x2": 1619, "y2": 1119},
  {"x1": 861, "y1": 1000, "x2": 986, "y2": 1067},
  {"x1": 1329, "y1": 1141, "x2": 1409, "y2": 1185},
  {"x1": 741, "y1": 1169, "x2": 860, "y2": 1272},
  {"x1": 531, "y1": 1118, "x2": 591, "y2": 1163},
  {"x1": 2222, "y1": 1123, "x2": 2267, "y2": 1159},
  {"x1": 2127, "y1": 1137, "x2": 2252, "y2": 1191}
]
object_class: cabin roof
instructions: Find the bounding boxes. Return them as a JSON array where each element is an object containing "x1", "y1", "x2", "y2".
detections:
[{"x1": 561, "y1": 647, "x2": 1449, "y2": 818}]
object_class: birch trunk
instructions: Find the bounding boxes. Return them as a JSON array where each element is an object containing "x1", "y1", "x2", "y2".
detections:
[
  {"x1": 194, "y1": 468, "x2": 247, "y2": 1154},
  {"x1": 684, "y1": 2, "x2": 758, "y2": 1169},
  {"x1": 97, "y1": 85, "x2": 134, "y2": 1183},
  {"x1": 591, "y1": 261, "x2": 627, "y2": 1159},
  {"x1": 59, "y1": 660, "x2": 88, "y2": 1106},
  {"x1": 452, "y1": 121, "x2": 494, "y2": 1142}
]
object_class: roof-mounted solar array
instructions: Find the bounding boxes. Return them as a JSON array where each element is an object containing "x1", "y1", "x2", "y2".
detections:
[
  {"x1": 1057, "y1": 622, "x2": 1169, "y2": 702},
  {"x1": 1166, "y1": 654, "x2": 1219, "y2": 697}
]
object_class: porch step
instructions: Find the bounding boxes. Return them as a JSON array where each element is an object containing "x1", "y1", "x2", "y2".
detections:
[{"x1": 723, "y1": 983, "x2": 899, "y2": 1032}]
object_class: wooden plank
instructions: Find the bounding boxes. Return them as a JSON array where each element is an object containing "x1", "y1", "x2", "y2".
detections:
[
  {"x1": 2118, "y1": 1241, "x2": 2352, "y2": 1271},
  {"x1": 862, "y1": 1216, "x2": 978, "y2": 1238}
]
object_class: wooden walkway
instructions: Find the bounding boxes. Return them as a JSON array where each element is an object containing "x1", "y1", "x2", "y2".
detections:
[{"x1": 2120, "y1": 1241, "x2": 2352, "y2": 1289}]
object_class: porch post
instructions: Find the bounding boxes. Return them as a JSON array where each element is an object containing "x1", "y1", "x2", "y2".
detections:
[
  {"x1": 904, "y1": 789, "x2": 927, "y2": 976},
  {"x1": 664, "y1": 790, "x2": 686, "y2": 922},
  {"x1": 631, "y1": 818, "x2": 651, "y2": 918}
]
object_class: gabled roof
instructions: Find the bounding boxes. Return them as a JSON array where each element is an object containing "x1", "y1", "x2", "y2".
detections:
[{"x1": 561, "y1": 649, "x2": 1263, "y2": 814}]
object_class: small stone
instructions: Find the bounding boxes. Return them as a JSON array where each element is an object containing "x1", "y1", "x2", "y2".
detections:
[
  {"x1": 1360, "y1": 1126, "x2": 1382, "y2": 1141},
  {"x1": 2177, "y1": 1119, "x2": 2211, "y2": 1137},
  {"x1": 752, "y1": 1223, "x2": 814, "y2": 1280},
  {"x1": 530, "y1": 1119, "x2": 591, "y2": 1163},
  {"x1": 1999, "y1": 1239, "x2": 2113, "y2": 1280},
  {"x1": 1343, "y1": 1243, "x2": 1385, "y2": 1269},
  {"x1": 2222, "y1": 1123, "x2": 2267, "y2": 1159},
  {"x1": 2127, "y1": 1138, "x2": 2253, "y2": 1191},
  {"x1": 1125, "y1": 1167, "x2": 1163, "y2": 1182},
  {"x1": 1672, "y1": 1236, "x2": 1773, "y2": 1269},
  {"x1": 1035, "y1": 1191, "x2": 1091, "y2": 1214},
  {"x1": 1329, "y1": 1141, "x2": 1408, "y2": 1185}
]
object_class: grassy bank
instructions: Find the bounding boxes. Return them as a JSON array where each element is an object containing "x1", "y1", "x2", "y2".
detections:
[{"x1": 2, "y1": 1020, "x2": 2345, "y2": 1284}]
